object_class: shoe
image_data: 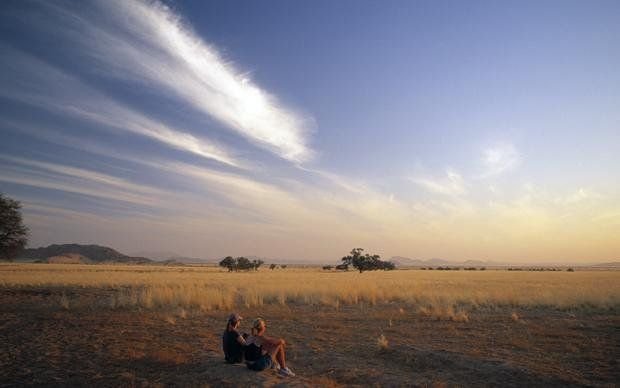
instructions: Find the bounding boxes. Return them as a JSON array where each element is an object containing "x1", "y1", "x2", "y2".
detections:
[
  {"x1": 271, "y1": 361, "x2": 281, "y2": 371},
  {"x1": 279, "y1": 367, "x2": 295, "y2": 377}
]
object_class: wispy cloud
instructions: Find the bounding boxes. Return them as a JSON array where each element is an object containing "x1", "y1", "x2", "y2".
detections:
[
  {"x1": 0, "y1": 154, "x2": 183, "y2": 208},
  {"x1": 480, "y1": 143, "x2": 521, "y2": 177},
  {"x1": 0, "y1": 168, "x2": 156, "y2": 207},
  {"x1": 410, "y1": 169, "x2": 467, "y2": 196},
  {"x1": 0, "y1": 46, "x2": 241, "y2": 168},
  {"x1": 38, "y1": 0, "x2": 313, "y2": 163},
  {"x1": 0, "y1": 156, "x2": 165, "y2": 197}
]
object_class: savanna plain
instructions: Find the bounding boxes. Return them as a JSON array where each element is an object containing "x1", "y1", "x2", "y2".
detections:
[{"x1": 0, "y1": 264, "x2": 618, "y2": 387}]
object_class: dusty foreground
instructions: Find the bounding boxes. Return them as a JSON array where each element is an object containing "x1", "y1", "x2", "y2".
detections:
[{"x1": 0, "y1": 287, "x2": 618, "y2": 387}]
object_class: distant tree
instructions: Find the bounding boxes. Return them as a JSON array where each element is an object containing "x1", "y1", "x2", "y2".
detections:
[
  {"x1": 341, "y1": 248, "x2": 363, "y2": 267},
  {"x1": 340, "y1": 248, "x2": 395, "y2": 273},
  {"x1": 252, "y1": 259, "x2": 264, "y2": 271},
  {"x1": 220, "y1": 256, "x2": 264, "y2": 271},
  {"x1": 0, "y1": 194, "x2": 28, "y2": 261},
  {"x1": 322, "y1": 265, "x2": 333, "y2": 270},
  {"x1": 280, "y1": 264, "x2": 287, "y2": 269},
  {"x1": 219, "y1": 256, "x2": 236, "y2": 272},
  {"x1": 235, "y1": 257, "x2": 251, "y2": 271},
  {"x1": 379, "y1": 261, "x2": 395, "y2": 271},
  {"x1": 269, "y1": 263, "x2": 278, "y2": 270},
  {"x1": 335, "y1": 263, "x2": 349, "y2": 271}
]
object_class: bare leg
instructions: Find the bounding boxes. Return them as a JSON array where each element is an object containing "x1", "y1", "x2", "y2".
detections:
[
  {"x1": 275, "y1": 344, "x2": 286, "y2": 369},
  {"x1": 267, "y1": 343, "x2": 286, "y2": 369}
]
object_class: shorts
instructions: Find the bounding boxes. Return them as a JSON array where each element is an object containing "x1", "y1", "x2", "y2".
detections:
[{"x1": 246, "y1": 354, "x2": 273, "y2": 371}]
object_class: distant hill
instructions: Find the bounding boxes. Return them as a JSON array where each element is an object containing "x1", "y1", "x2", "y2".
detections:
[
  {"x1": 389, "y1": 256, "x2": 450, "y2": 267},
  {"x1": 18, "y1": 244, "x2": 152, "y2": 264},
  {"x1": 131, "y1": 251, "x2": 215, "y2": 264},
  {"x1": 164, "y1": 257, "x2": 216, "y2": 264},
  {"x1": 589, "y1": 262, "x2": 620, "y2": 268},
  {"x1": 389, "y1": 256, "x2": 499, "y2": 268},
  {"x1": 131, "y1": 251, "x2": 184, "y2": 261}
]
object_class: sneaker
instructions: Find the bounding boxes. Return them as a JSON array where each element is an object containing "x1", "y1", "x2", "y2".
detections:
[{"x1": 279, "y1": 367, "x2": 295, "y2": 377}]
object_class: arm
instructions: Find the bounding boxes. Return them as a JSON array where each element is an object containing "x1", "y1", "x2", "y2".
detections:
[{"x1": 262, "y1": 335, "x2": 285, "y2": 347}]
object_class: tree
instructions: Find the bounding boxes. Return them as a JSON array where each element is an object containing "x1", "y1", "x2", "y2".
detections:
[
  {"x1": 252, "y1": 259, "x2": 264, "y2": 271},
  {"x1": 220, "y1": 256, "x2": 263, "y2": 271},
  {"x1": 0, "y1": 194, "x2": 28, "y2": 261},
  {"x1": 236, "y1": 257, "x2": 252, "y2": 271},
  {"x1": 269, "y1": 263, "x2": 278, "y2": 270},
  {"x1": 219, "y1": 256, "x2": 236, "y2": 272},
  {"x1": 340, "y1": 248, "x2": 395, "y2": 273}
]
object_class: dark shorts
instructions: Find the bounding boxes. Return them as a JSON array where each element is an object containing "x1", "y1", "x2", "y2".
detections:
[{"x1": 246, "y1": 354, "x2": 273, "y2": 371}]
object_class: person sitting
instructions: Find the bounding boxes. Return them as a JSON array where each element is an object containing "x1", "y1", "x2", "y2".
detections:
[
  {"x1": 245, "y1": 317, "x2": 295, "y2": 377},
  {"x1": 222, "y1": 313, "x2": 247, "y2": 364}
]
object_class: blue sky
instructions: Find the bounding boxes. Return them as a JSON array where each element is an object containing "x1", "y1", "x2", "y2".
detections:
[{"x1": 0, "y1": 0, "x2": 618, "y2": 263}]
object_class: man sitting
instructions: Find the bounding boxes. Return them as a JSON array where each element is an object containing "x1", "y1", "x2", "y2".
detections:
[{"x1": 222, "y1": 313, "x2": 247, "y2": 364}]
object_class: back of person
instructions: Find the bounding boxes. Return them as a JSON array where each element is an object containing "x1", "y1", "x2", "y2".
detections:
[
  {"x1": 222, "y1": 329, "x2": 244, "y2": 364},
  {"x1": 244, "y1": 339, "x2": 272, "y2": 371},
  {"x1": 244, "y1": 342, "x2": 261, "y2": 363}
]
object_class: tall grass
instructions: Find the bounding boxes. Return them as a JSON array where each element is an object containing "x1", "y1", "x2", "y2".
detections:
[{"x1": 1, "y1": 263, "x2": 618, "y2": 311}]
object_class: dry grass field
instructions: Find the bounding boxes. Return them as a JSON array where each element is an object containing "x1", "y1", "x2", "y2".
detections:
[{"x1": 1, "y1": 263, "x2": 618, "y2": 387}]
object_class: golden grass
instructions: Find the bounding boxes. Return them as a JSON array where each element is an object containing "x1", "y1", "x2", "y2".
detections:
[{"x1": 0, "y1": 263, "x2": 618, "y2": 311}]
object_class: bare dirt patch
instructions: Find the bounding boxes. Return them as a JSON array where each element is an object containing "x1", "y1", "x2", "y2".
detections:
[{"x1": 0, "y1": 287, "x2": 617, "y2": 387}]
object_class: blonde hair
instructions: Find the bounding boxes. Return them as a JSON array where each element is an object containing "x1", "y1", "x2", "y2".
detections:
[{"x1": 251, "y1": 318, "x2": 265, "y2": 336}]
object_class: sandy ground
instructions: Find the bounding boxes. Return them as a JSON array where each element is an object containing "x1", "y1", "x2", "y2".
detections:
[{"x1": 0, "y1": 287, "x2": 618, "y2": 387}]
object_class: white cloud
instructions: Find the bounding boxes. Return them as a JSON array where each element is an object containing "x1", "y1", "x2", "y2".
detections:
[
  {"x1": 42, "y1": 0, "x2": 313, "y2": 163},
  {"x1": 411, "y1": 169, "x2": 467, "y2": 196},
  {"x1": 0, "y1": 169, "x2": 157, "y2": 206},
  {"x1": 0, "y1": 47, "x2": 240, "y2": 168},
  {"x1": 0, "y1": 156, "x2": 166, "y2": 198},
  {"x1": 480, "y1": 143, "x2": 521, "y2": 177}
]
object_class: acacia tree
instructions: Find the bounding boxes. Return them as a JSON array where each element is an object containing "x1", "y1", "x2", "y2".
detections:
[
  {"x1": 341, "y1": 248, "x2": 395, "y2": 273},
  {"x1": 219, "y1": 256, "x2": 264, "y2": 271},
  {"x1": 219, "y1": 256, "x2": 236, "y2": 272},
  {"x1": 0, "y1": 194, "x2": 28, "y2": 261}
]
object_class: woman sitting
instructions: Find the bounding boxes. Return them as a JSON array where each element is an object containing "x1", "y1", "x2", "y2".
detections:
[{"x1": 245, "y1": 318, "x2": 295, "y2": 377}]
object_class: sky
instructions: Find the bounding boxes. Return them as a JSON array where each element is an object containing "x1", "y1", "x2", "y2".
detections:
[{"x1": 0, "y1": 0, "x2": 618, "y2": 264}]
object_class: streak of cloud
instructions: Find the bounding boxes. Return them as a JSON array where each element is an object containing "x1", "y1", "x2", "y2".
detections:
[
  {"x1": 0, "y1": 156, "x2": 165, "y2": 197},
  {"x1": 0, "y1": 46, "x2": 241, "y2": 168},
  {"x1": 0, "y1": 168, "x2": 156, "y2": 207},
  {"x1": 410, "y1": 169, "x2": 467, "y2": 196},
  {"x1": 38, "y1": 0, "x2": 313, "y2": 163}
]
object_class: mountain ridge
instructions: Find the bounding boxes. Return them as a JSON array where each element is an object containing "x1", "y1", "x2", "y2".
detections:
[{"x1": 18, "y1": 244, "x2": 152, "y2": 263}]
